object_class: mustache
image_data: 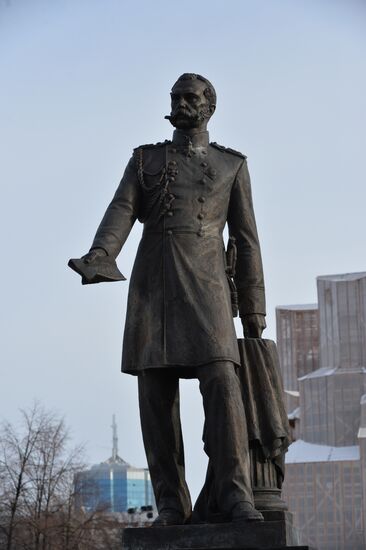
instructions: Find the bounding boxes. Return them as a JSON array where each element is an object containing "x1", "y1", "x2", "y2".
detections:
[
  {"x1": 165, "y1": 108, "x2": 200, "y2": 123},
  {"x1": 165, "y1": 107, "x2": 194, "y2": 119}
]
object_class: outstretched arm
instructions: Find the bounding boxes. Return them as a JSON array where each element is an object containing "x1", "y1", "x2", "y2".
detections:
[{"x1": 85, "y1": 155, "x2": 141, "y2": 261}]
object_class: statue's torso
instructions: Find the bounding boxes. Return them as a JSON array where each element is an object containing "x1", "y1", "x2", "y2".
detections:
[
  {"x1": 122, "y1": 141, "x2": 245, "y2": 373},
  {"x1": 137, "y1": 141, "x2": 244, "y2": 238}
]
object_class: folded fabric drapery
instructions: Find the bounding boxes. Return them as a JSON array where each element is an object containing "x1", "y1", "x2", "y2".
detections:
[
  {"x1": 193, "y1": 338, "x2": 291, "y2": 523},
  {"x1": 237, "y1": 338, "x2": 290, "y2": 466}
]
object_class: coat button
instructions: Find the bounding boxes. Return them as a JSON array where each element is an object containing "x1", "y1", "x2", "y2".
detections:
[
  {"x1": 201, "y1": 162, "x2": 208, "y2": 168},
  {"x1": 197, "y1": 213, "x2": 204, "y2": 220},
  {"x1": 167, "y1": 211, "x2": 174, "y2": 217},
  {"x1": 200, "y1": 177, "x2": 207, "y2": 185},
  {"x1": 198, "y1": 196, "x2": 205, "y2": 203},
  {"x1": 167, "y1": 230, "x2": 173, "y2": 235}
]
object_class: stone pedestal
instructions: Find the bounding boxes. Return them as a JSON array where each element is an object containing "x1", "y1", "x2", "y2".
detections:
[{"x1": 121, "y1": 511, "x2": 313, "y2": 550}]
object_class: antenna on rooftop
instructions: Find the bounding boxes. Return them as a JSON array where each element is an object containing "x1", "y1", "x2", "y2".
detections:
[
  {"x1": 112, "y1": 414, "x2": 118, "y2": 461},
  {"x1": 105, "y1": 415, "x2": 128, "y2": 465}
]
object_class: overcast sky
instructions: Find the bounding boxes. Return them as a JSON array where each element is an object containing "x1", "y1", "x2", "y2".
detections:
[{"x1": 1, "y1": 0, "x2": 365, "y2": 502}]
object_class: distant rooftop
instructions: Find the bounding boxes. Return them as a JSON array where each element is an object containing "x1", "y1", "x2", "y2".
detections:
[
  {"x1": 299, "y1": 366, "x2": 366, "y2": 381},
  {"x1": 285, "y1": 390, "x2": 300, "y2": 398},
  {"x1": 298, "y1": 366, "x2": 337, "y2": 381},
  {"x1": 276, "y1": 304, "x2": 318, "y2": 311},
  {"x1": 317, "y1": 271, "x2": 366, "y2": 282},
  {"x1": 89, "y1": 459, "x2": 129, "y2": 472},
  {"x1": 286, "y1": 439, "x2": 360, "y2": 464},
  {"x1": 103, "y1": 455, "x2": 130, "y2": 467},
  {"x1": 288, "y1": 407, "x2": 300, "y2": 420}
]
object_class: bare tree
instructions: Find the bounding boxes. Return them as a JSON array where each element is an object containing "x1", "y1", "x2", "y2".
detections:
[
  {"x1": 23, "y1": 413, "x2": 84, "y2": 549},
  {"x1": 0, "y1": 403, "x2": 85, "y2": 550},
  {"x1": 0, "y1": 403, "x2": 48, "y2": 550},
  {"x1": 0, "y1": 403, "x2": 136, "y2": 549}
]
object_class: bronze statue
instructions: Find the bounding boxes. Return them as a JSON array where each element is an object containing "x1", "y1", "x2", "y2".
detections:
[{"x1": 70, "y1": 73, "x2": 270, "y2": 526}]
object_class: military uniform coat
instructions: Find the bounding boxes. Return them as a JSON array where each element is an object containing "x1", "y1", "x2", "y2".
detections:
[{"x1": 91, "y1": 130, "x2": 265, "y2": 374}]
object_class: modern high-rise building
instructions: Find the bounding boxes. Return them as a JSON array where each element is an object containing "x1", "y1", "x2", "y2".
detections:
[
  {"x1": 279, "y1": 272, "x2": 366, "y2": 550},
  {"x1": 74, "y1": 416, "x2": 155, "y2": 514}
]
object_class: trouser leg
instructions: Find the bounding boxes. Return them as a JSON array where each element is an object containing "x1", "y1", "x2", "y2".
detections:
[
  {"x1": 197, "y1": 361, "x2": 253, "y2": 515},
  {"x1": 138, "y1": 370, "x2": 192, "y2": 518}
]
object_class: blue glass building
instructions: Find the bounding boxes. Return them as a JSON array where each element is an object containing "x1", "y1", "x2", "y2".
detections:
[{"x1": 74, "y1": 416, "x2": 155, "y2": 513}]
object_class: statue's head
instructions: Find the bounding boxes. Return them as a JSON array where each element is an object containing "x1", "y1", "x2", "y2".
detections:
[{"x1": 165, "y1": 73, "x2": 216, "y2": 131}]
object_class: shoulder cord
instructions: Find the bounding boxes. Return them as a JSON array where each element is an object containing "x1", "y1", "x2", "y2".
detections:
[{"x1": 136, "y1": 148, "x2": 165, "y2": 191}]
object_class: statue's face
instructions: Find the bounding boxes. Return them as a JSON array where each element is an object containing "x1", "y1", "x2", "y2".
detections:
[{"x1": 169, "y1": 78, "x2": 214, "y2": 130}]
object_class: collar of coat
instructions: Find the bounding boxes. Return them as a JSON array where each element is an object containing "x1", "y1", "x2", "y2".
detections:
[{"x1": 172, "y1": 130, "x2": 209, "y2": 148}]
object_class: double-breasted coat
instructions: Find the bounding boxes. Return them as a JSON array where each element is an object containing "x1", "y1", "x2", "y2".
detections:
[{"x1": 91, "y1": 130, "x2": 265, "y2": 374}]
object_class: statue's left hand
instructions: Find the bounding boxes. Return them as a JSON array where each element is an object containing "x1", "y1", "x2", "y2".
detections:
[
  {"x1": 81, "y1": 248, "x2": 108, "y2": 264},
  {"x1": 241, "y1": 314, "x2": 266, "y2": 339}
]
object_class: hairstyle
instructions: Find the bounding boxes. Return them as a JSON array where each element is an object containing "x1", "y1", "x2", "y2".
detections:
[{"x1": 173, "y1": 73, "x2": 217, "y2": 108}]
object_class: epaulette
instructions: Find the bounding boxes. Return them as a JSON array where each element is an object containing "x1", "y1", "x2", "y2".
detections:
[
  {"x1": 134, "y1": 140, "x2": 171, "y2": 152},
  {"x1": 210, "y1": 142, "x2": 247, "y2": 159}
]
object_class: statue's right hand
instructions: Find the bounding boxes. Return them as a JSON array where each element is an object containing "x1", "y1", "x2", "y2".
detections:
[{"x1": 82, "y1": 248, "x2": 108, "y2": 264}]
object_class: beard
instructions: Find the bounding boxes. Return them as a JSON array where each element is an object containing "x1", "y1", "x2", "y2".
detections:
[{"x1": 165, "y1": 106, "x2": 210, "y2": 129}]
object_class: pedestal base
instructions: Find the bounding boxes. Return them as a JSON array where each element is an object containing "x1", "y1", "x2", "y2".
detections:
[{"x1": 122, "y1": 512, "x2": 313, "y2": 550}]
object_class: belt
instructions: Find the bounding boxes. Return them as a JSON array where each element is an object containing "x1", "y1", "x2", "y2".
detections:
[{"x1": 143, "y1": 228, "x2": 221, "y2": 238}]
